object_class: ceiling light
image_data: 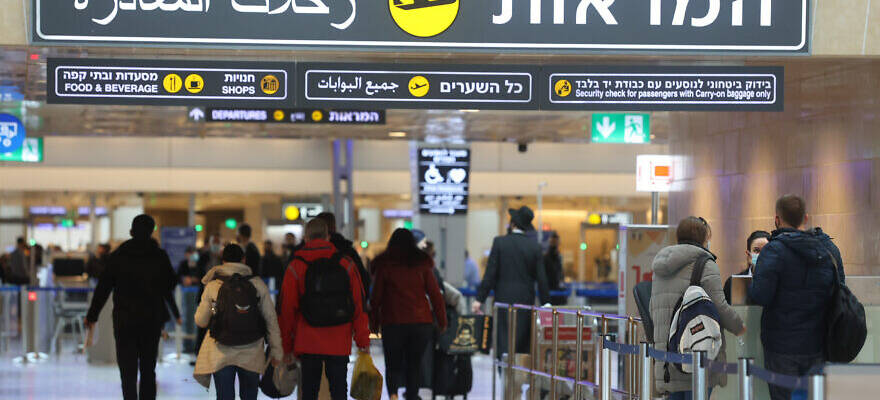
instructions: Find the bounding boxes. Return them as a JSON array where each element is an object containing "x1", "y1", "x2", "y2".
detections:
[
  {"x1": 459, "y1": 109, "x2": 480, "y2": 113},
  {"x1": 388, "y1": 131, "x2": 407, "y2": 137}
]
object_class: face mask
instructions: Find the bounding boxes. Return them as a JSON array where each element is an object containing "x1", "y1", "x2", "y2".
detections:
[
  {"x1": 190, "y1": 253, "x2": 200, "y2": 263},
  {"x1": 705, "y1": 241, "x2": 711, "y2": 251},
  {"x1": 750, "y1": 252, "x2": 759, "y2": 266}
]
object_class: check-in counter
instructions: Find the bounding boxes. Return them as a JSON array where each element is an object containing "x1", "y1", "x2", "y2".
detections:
[{"x1": 712, "y1": 276, "x2": 880, "y2": 400}]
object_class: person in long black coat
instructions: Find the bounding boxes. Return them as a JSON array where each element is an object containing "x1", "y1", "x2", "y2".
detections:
[{"x1": 472, "y1": 206, "x2": 551, "y2": 360}]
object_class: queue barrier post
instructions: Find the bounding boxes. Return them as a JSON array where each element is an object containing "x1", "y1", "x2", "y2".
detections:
[
  {"x1": 692, "y1": 350, "x2": 708, "y2": 400},
  {"x1": 550, "y1": 308, "x2": 559, "y2": 400},
  {"x1": 738, "y1": 358, "x2": 753, "y2": 400},
  {"x1": 529, "y1": 307, "x2": 538, "y2": 400},
  {"x1": 574, "y1": 311, "x2": 584, "y2": 400},
  {"x1": 600, "y1": 335, "x2": 612, "y2": 400},
  {"x1": 809, "y1": 373, "x2": 824, "y2": 400},
  {"x1": 639, "y1": 342, "x2": 653, "y2": 400},
  {"x1": 506, "y1": 303, "x2": 516, "y2": 400},
  {"x1": 491, "y1": 303, "x2": 499, "y2": 400}
]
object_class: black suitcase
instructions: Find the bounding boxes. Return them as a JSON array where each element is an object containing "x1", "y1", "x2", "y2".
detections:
[{"x1": 432, "y1": 350, "x2": 472, "y2": 400}]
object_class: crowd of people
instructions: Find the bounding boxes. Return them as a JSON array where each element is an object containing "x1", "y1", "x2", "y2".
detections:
[{"x1": 4, "y1": 193, "x2": 849, "y2": 400}]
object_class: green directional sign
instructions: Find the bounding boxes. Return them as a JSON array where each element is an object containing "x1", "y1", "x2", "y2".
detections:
[
  {"x1": 590, "y1": 113, "x2": 650, "y2": 144},
  {"x1": 0, "y1": 137, "x2": 43, "y2": 162}
]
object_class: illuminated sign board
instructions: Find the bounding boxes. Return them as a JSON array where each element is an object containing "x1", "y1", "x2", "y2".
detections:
[
  {"x1": 590, "y1": 113, "x2": 650, "y2": 144},
  {"x1": 302, "y1": 63, "x2": 537, "y2": 110},
  {"x1": 418, "y1": 147, "x2": 470, "y2": 215},
  {"x1": 190, "y1": 108, "x2": 385, "y2": 124},
  {"x1": 636, "y1": 155, "x2": 676, "y2": 192},
  {"x1": 0, "y1": 137, "x2": 42, "y2": 163},
  {"x1": 546, "y1": 66, "x2": 784, "y2": 111},
  {"x1": 48, "y1": 59, "x2": 292, "y2": 107},
  {"x1": 34, "y1": 0, "x2": 809, "y2": 54}
]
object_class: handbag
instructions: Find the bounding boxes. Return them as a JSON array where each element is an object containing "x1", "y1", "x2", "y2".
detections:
[
  {"x1": 260, "y1": 358, "x2": 300, "y2": 398},
  {"x1": 823, "y1": 249, "x2": 867, "y2": 363}
]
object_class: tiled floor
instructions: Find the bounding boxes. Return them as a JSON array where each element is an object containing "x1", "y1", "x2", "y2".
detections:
[{"x1": 0, "y1": 341, "x2": 498, "y2": 400}]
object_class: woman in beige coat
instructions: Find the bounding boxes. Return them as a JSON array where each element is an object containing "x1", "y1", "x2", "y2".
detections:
[
  {"x1": 650, "y1": 217, "x2": 746, "y2": 400},
  {"x1": 193, "y1": 244, "x2": 283, "y2": 400}
]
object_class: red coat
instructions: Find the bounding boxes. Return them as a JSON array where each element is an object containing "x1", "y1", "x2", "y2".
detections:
[
  {"x1": 279, "y1": 239, "x2": 370, "y2": 356},
  {"x1": 369, "y1": 251, "x2": 446, "y2": 330}
]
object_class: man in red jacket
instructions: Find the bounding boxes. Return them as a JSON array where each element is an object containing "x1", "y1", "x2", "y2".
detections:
[{"x1": 279, "y1": 218, "x2": 370, "y2": 400}]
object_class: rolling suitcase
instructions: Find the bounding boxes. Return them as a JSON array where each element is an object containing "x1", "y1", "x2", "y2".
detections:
[{"x1": 431, "y1": 350, "x2": 472, "y2": 400}]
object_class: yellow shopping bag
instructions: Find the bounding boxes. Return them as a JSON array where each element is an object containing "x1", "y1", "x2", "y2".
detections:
[{"x1": 350, "y1": 351, "x2": 383, "y2": 400}]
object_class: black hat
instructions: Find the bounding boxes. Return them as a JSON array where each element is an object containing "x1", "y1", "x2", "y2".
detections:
[{"x1": 508, "y1": 206, "x2": 535, "y2": 231}]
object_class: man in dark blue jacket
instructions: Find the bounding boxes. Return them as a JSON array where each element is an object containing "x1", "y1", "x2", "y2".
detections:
[{"x1": 748, "y1": 195, "x2": 844, "y2": 400}]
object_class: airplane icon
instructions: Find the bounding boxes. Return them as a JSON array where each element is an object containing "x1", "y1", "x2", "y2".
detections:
[
  {"x1": 393, "y1": 0, "x2": 456, "y2": 11},
  {"x1": 411, "y1": 82, "x2": 428, "y2": 90}
]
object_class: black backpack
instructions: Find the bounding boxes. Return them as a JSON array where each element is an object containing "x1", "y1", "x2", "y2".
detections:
[
  {"x1": 297, "y1": 253, "x2": 355, "y2": 327},
  {"x1": 209, "y1": 274, "x2": 266, "y2": 346},
  {"x1": 824, "y1": 249, "x2": 867, "y2": 363}
]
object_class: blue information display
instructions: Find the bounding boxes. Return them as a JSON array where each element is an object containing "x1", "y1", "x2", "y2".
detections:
[
  {"x1": 161, "y1": 227, "x2": 197, "y2": 271},
  {"x1": 0, "y1": 114, "x2": 26, "y2": 153}
]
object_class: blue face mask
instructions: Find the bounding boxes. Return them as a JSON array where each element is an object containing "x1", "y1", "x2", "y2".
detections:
[
  {"x1": 750, "y1": 252, "x2": 759, "y2": 267},
  {"x1": 190, "y1": 253, "x2": 200, "y2": 263}
]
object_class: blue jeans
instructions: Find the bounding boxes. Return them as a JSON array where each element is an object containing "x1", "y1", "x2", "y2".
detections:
[
  {"x1": 668, "y1": 388, "x2": 713, "y2": 400},
  {"x1": 213, "y1": 365, "x2": 259, "y2": 400}
]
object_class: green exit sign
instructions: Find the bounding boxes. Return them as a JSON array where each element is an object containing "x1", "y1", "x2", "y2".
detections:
[
  {"x1": 590, "y1": 113, "x2": 650, "y2": 144},
  {"x1": 0, "y1": 137, "x2": 42, "y2": 162}
]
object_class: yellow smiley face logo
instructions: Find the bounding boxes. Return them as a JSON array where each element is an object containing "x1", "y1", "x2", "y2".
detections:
[
  {"x1": 408, "y1": 76, "x2": 430, "y2": 97},
  {"x1": 555, "y1": 79, "x2": 572, "y2": 97},
  {"x1": 389, "y1": 0, "x2": 459, "y2": 38}
]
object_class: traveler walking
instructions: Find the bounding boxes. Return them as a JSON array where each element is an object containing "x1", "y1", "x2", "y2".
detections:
[
  {"x1": 370, "y1": 228, "x2": 447, "y2": 400},
  {"x1": 544, "y1": 232, "x2": 567, "y2": 305},
  {"x1": 279, "y1": 218, "x2": 370, "y2": 400},
  {"x1": 86, "y1": 243, "x2": 112, "y2": 281},
  {"x1": 650, "y1": 216, "x2": 745, "y2": 400},
  {"x1": 314, "y1": 212, "x2": 371, "y2": 303},
  {"x1": 260, "y1": 240, "x2": 285, "y2": 285},
  {"x1": 747, "y1": 195, "x2": 844, "y2": 400},
  {"x1": 193, "y1": 244, "x2": 283, "y2": 400},
  {"x1": 472, "y1": 206, "x2": 551, "y2": 360},
  {"x1": 7, "y1": 237, "x2": 30, "y2": 285},
  {"x1": 282, "y1": 232, "x2": 302, "y2": 265},
  {"x1": 723, "y1": 231, "x2": 770, "y2": 304},
  {"x1": 84, "y1": 215, "x2": 181, "y2": 400},
  {"x1": 464, "y1": 250, "x2": 480, "y2": 290},
  {"x1": 237, "y1": 224, "x2": 261, "y2": 277}
]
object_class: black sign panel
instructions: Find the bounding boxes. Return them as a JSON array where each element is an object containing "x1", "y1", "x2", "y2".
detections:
[
  {"x1": 48, "y1": 59, "x2": 293, "y2": 107},
  {"x1": 543, "y1": 66, "x2": 784, "y2": 111},
  {"x1": 302, "y1": 63, "x2": 537, "y2": 109},
  {"x1": 418, "y1": 148, "x2": 470, "y2": 215},
  {"x1": 190, "y1": 108, "x2": 384, "y2": 124},
  {"x1": 34, "y1": 0, "x2": 809, "y2": 54}
]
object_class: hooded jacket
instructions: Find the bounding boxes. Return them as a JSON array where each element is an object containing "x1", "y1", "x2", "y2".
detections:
[
  {"x1": 650, "y1": 244, "x2": 745, "y2": 394},
  {"x1": 279, "y1": 239, "x2": 370, "y2": 356},
  {"x1": 86, "y1": 238, "x2": 180, "y2": 329},
  {"x1": 193, "y1": 263, "x2": 283, "y2": 388},
  {"x1": 747, "y1": 228, "x2": 844, "y2": 356}
]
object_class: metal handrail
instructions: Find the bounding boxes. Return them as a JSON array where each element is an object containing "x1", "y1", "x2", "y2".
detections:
[{"x1": 491, "y1": 302, "x2": 826, "y2": 400}]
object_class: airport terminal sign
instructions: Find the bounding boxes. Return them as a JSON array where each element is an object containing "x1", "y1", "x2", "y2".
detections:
[
  {"x1": 48, "y1": 59, "x2": 292, "y2": 107},
  {"x1": 302, "y1": 63, "x2": 537, "y2": 109},
  {"x1": 189, "y1": 107, "x2": 385, "y2": 124},
  {"x1": 418, "y1": 147, "x2": 470, "y2": 215},
  {"x1": 33, "y1": 0, "x2": 809, "y2": 54},
  {"x1": 546, "y1": 66, "x2": 784, "y2": 111}
]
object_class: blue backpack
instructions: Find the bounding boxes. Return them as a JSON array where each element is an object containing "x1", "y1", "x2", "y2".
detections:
[{"x1": 665, "y1": 254, "x2": 723, "y2": 381}]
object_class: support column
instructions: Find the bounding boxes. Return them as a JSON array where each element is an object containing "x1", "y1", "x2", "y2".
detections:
[
  {"x1": 89, "y1": 194, "x2": 98, "y2": 251},
  {"x1": 332, "y1": 140, "x2": 356, "y2": 240},
  {"x1": 187, "y1": 194, "x2": 196, "y2": 228}
]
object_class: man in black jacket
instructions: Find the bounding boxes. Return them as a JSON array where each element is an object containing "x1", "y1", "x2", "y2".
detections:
[
  {"x1": 544, "y1": 232, "x2": 566, "y2": 306},
  {"x1": 748, "y1": 195, "x2": 844, "y2": 400},
  {"x1": 315, "y1": 212, "x2": 371, "y2": 302},
  {"x1": 473, "y1": 206, "x2": 551, "y2": 359},
  {"x1": 237, "y1": 224, "x2": 262, "y2": 277},
  {"x1": 85, "y1": 215, "x2": 181, "y2": 400}
]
